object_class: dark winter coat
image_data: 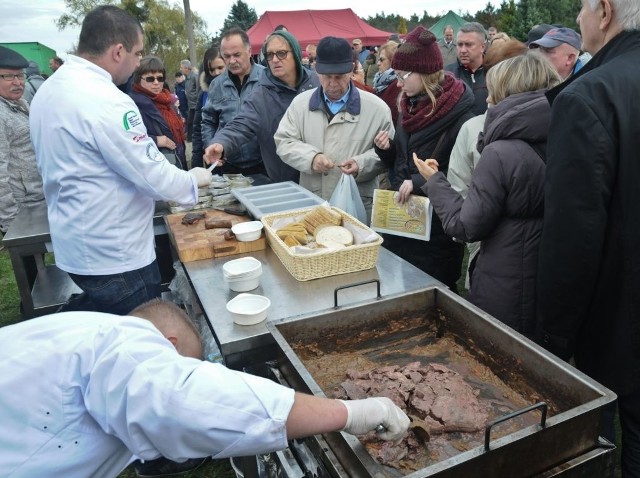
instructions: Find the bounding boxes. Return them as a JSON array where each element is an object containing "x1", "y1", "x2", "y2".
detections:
[
  {"x1": 445, "y1": 60, "x2": 488, "y2": 115},
  {"x1": 376, "y1": 84, "x2": 475, "y2": 290},
  {"x1": 425, "y1": 90, "x2": 550, "y2": 336},
  {"x1": 536, "y1": 30, "x2": 640, "y2": 395},
  {"x1": 212, "y1": 68, "x2": 319, "y2": 183},
  {"x1": 129, "y1": 90, "x2": 186, "y2": 169}
]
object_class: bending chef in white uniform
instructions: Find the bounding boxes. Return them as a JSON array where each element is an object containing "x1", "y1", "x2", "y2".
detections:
[{"x1": 0, "y1": 299, "x2": 409, "y2": 477}]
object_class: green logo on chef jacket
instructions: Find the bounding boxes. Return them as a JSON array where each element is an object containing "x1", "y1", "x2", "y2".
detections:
[{"x1": 123, "y1": 110, "x2": 142, "y2": 131}]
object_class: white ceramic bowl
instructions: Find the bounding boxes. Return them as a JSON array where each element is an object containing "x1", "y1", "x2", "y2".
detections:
[
  {"x1": 226, "y1": 293, "x2": 271, "y2": 326},
  {"x1": 223, "y1": 257, "x2": 263, "y2": 292},
  {"x1": 232, "y1": 221, "x2": 264, "y2": 242}
]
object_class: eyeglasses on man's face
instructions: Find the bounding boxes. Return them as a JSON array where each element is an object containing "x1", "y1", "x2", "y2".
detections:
[
  {"x1": 142, "y1": 75, "x2": 164, "y2": 83},
  {"x1": 266, "y1": 50, "x2": 291, "y2": 61},
  {"x1": 0, "y1": 73, "x2": 27, "y2": 81}
]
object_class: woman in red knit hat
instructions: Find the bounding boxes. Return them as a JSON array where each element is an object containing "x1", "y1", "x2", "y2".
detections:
[{"x1": 374, "y1": 26, "x2": 475, "y2": 292}]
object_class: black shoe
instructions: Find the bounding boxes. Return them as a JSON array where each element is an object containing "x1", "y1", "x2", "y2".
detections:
[{"x1": 135, "y1": 456, "x2": 211, "y2": 477}]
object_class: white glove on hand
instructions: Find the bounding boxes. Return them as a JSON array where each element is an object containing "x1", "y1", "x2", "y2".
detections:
[
  {"x1": 340, "y1": 397, "x2": 410, "y2": 441},
  {"x1": 189, "y1": 167, "x2": 212, "y2": 188}
]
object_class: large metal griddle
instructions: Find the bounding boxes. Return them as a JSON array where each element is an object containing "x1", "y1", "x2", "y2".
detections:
[{"x1": 267, "y1": 286, "x2": 616, "y2": 477}]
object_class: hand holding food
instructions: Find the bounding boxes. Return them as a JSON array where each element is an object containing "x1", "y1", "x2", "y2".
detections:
[
  {"x1": 374, "y1": 130, "x2": 391, "y2": 150},
  {"x1": 337, "y1": 159, "x2": 359, "y2": 176},
  {"x1": 340, "y1": 397, "x2": 410, "y2": 441},
  {"x1": 204, "y1": 143, "x2": 224, "y2": 164},
  {"x1": 312, "y1": 153, "x2": 335, "y2": 174},
  {"x1": 412, "y1": 153, "x2": 439, "y2": 180},
  {"x1": 189, "y1": 167, "x2": 212, "y2": 188}
]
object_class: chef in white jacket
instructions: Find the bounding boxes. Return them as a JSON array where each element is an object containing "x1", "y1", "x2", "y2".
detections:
[
  {"x1": 0, "y1": 299, "x2": 410, "y2": 477},
  {"x1": 29, "y1": 5, "x2": 213, "y2": 315}
]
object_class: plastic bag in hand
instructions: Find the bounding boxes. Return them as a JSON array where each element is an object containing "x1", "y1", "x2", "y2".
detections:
[{"x1": 329, "y1": 174, "x2": 367, "y2": 224}]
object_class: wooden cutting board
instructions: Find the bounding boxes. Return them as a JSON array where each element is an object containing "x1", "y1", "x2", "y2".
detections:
[{"x1": 165, "y1": 209, "x2": 266, "y2": 262}]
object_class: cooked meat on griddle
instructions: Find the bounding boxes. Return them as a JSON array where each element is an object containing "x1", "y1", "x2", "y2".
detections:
[{"x1": 337, "y1": 361, "x2": 489, "y2": 470}]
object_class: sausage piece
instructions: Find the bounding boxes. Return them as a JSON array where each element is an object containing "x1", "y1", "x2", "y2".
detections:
[{"x1": 205, "y1": 218, "x2": 233, "y2": 230}]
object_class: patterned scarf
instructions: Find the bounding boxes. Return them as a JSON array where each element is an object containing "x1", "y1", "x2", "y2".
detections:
[
  {"x1": 400, "y1": 73, "x2": 465, "y2": 133},
  {"x1": 132, "y1": 83, "x2": 185, "y2": 144},
  {"x1": 373, "y1": 68, "x2": 398, "y2": 93}
]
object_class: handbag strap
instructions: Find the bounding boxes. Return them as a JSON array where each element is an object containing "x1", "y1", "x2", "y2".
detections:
[{"x1": 431, "y1": 128, "x2": 450, "y2": 161}]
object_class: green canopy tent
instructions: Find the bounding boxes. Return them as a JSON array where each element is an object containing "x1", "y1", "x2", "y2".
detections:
[{"x1": 428, "y1": 10, "x2": 468, "y2": 40}]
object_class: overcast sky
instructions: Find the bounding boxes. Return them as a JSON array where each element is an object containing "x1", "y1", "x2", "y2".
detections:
[{"x1": 1, "y1": 0, "x2": 490, "y2": 59}]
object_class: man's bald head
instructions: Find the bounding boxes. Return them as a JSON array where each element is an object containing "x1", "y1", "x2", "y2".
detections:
[{"x1": 130, "y1": 299, "x2": 203, "y2": 359}]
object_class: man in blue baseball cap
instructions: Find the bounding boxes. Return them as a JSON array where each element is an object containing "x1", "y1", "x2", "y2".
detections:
[{"x1": 529, "y1": 27, "x2": 584, "y2": 79}]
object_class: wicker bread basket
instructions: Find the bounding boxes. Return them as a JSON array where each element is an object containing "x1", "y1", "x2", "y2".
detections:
[{"x1": 261, "y1": 206, "x2": 383, "y2": 281}]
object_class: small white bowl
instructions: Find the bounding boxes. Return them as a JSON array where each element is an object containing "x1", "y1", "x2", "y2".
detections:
[
  {"x1": 226, "y1": 293, "x2": 271, "y2": 326},
  {"x1": 232, "y1": 221, "x2": 264, "y2": 242},
  {"x1": 223, "y1": 257, "x2": 262, "y2": 277},
  {"x1": 223, "y1": 257, "x2": 263, "y2": 292}
]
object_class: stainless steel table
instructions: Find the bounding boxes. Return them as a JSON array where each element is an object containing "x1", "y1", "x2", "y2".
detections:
[
  {"x1": 181, "y1": 247, "x2": 442, "y2": 369},
  {"x1": 2, "y1": 202, "x2": 171, "y2": 318}
]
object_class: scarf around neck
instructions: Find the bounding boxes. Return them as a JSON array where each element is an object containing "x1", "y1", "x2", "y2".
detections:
[
  {"x1": 132, "y1": 83, "x2": 185, "y2": 145},
  {"x1": 400, "y1": 73, "x2": 465, "y2": 133},
  {"x1": 373, "y1": 68, "x2": 397, "y2": 93}
]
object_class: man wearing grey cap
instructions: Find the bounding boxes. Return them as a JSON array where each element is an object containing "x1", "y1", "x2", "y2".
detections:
[
  {"x1": 529, "y1": 27, "x2": 585, "y2": 79},
  {"x1": 0, "y1": 46, "x2": 45, "y2": 235},
  {"x1": 275, "y1": 36, "x2": 394, "y2": 222}
]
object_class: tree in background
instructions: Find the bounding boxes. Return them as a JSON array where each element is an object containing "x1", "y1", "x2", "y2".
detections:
[
  {"x1": 365, "y1": 1, "x2": 580, "y2": 41},
  {"x1": 495, "y1": 0, "x2": 518, "y2": 36},
  {"x1": 221, "y1": 0, "x2": 258, "y2": 33},
  {"x1": 398, "y1": 17, "x2": 408, "y2": 35},
  {"x1": 56, "y1": 0, "x2": 209, "y2": 82},
  {"x1": 476, "y1": 2, "x2": 499, "y2": 31}
]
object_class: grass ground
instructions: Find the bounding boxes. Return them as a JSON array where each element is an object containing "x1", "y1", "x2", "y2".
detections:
[{"x1": 0, "y1": 246, "x2": 621, "y2": 477}]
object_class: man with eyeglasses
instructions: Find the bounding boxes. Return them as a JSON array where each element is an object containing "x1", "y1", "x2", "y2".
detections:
[
  {"x1": 204, "y1": 30, "x2": 320, "y2": 183},
  {"x1": 29, "y1": 6, "x2": 211, "y2": 318},
  {"x1": 201, "y1": 27, "x2": 266, "y2": 176},
  {"x1": 0, "y1": 46, "x2": 45, "y2": 236},
  {"x1": 274, "y1": 36, "x2": 393, "y2": 222}
]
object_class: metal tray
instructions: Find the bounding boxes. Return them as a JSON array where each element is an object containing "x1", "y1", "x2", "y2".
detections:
[
  {"x1": 231, "y1": 181, "x2": 323, "y2": 219},
  {"x1": 267, "y1": 286, "x2": 616, "y2": 477}
]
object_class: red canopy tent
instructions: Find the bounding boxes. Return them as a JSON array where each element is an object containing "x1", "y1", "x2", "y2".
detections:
[{"x1": 246, "y1": 9, "x2": 394, "y2": 55}]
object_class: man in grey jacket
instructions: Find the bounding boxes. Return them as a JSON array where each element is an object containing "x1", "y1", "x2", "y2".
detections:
[
  {"x1": 201, "y1": 28, "x2": 265, "y2": 176},
  {"x1": 438, "y1": 25, "x2": 458, "y2": 67},
  {"x1": 0, "y1": 47, "x2": 45, "y2": 235},
  {"x1": 181, "y1": 59, "x2": 198, "y2": 141}
]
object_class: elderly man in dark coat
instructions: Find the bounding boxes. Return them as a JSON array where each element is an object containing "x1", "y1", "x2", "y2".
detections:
[{"x1": 535, "y1": 1, "x2": 640, "y2": 475}]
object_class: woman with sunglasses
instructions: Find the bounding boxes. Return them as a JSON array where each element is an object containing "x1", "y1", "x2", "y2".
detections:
[
  {"x1": 374, "y1": 26, "x2": 474, "y2": 292},
  {"x1": 130, "y1": 56, "x2": 186, "y2": 169},
  {"x1": 372, "y1": 41, "x2": 401, "y2": 125}
]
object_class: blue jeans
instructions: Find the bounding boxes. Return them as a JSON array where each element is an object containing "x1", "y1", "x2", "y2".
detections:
[{"x1": 62, "y1": 260, "x2": 162, "y2": 315}]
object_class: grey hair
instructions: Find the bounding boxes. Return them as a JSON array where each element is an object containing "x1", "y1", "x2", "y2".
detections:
[
  {"x1": 180, "y1": 59, "x2": 191, "y2": 68},
  {"x1": 585, "y1": 0, "x2": 640, "y2": 30},
  {"x1": 459, "y1": 22, "x2": 488, "y2": 43},
  {"x1": 443, "y1": 24, "x2": 454, "y2": 33}
]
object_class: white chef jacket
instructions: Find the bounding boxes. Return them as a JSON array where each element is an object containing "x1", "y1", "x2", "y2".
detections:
[
  {"x1": 29, "y1": 55, "x2": 198, "y2": 275},
  {"x1": 0, "y1": 313, "x2": 295, "y2": 477}
]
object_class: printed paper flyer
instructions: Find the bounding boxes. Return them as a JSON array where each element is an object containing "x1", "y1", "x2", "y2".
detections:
[{"x1": 370, "y1": 189, "x2": 432, "y2": 241}]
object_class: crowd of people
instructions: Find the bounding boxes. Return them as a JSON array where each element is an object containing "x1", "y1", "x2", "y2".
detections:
[{"x1": 1, "y1": 0, "x2": 639, "y2": 476}]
